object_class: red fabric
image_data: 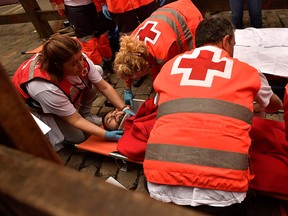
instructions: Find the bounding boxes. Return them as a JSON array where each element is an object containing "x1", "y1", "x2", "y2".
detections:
[
  {"x1": 78, "y1": 38, "x2": 103, "y2": 65},
  {"x1": 117, "y1": 98, "x2": 157, "y2": 162},
  {"x1": 106, "y1": 0, "x2": 154, "y2": 13},
  {"x1": 95, "y1": 34, "x2": 112, "y2": 60},
  {"x1": 93, "y1": 0, "x2": 102, "y2": 12},
  {"x1": 284, "y1": 84, "x2": 288, "y2": 140},
  {"x1": 249, "y1": 117, "x2": 288, "y2": 195}
]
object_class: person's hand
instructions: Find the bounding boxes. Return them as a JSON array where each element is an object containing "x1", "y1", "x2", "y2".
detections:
[
  {"x1": 124, "y1": 89, "x2": 134, "y2": 109},
  {"x1": 105, "y1": 130, "x2": 124, "y2": 141},
  {"x1": 102, "y1": 4, "x2": 112, "y2": 20},
  {"x1": 159, "y1": 0, "x2": 166, "y2": 6},
  {"x1": 122, "y1": 106, "x2": 136, "y2": 116}
]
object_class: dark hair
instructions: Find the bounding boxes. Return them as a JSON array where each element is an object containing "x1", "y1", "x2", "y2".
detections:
[
  {"x1": 195, "y1": 17, "x2": 235, "y2": 48},
  {"x1": 39, "y1": 34, "x2": 82, "y2": 81},
  {"x1": 102, "y1": 111, "x2": 111, "y2": 131}
]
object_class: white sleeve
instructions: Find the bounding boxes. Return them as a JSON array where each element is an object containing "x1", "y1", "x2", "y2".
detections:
[
  {"x1": 254, "y1": 71, "x2": 273, "y2": 108},
  {"x1": 26, "y1": 80, "x2": 76, "y2": 117},
  {"x1": 84, "y1": 55, "x2": 103, "y2": 84}
]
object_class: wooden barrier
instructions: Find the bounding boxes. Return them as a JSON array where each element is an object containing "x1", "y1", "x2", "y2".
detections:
[
  {"x1": 0, "y1": 0, "x2": 287, "y2": 38},
  {"x1": 0, "y1": 60, "x2": 205, "y2": 215},
  {"x1": 0, "y1": 145, "x2": 205, "y2": 216},
  {"x1": 0, "y1": 0, "x2": 64, "y2": 38},
  {"x1": 193, "y1": 0, "x2": 288, "y2": 12},
  {"x1": 0, "y1": 63, "x2": 62, "y2": 164}
]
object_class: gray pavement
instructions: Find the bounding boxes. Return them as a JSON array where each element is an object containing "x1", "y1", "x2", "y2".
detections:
[{"x1": 1, "y1": 2, "x2": 288, "y2": 214}]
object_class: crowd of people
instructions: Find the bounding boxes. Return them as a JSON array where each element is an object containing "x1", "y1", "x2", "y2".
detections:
[{"x1": 11, "y1": 0, "x2": 287, "y2": 215}]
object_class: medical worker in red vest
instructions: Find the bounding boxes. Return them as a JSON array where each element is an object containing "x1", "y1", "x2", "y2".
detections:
[
  {"x1": 113, "y1": 0, "x2": 203, "y2": 108},
  {"x1": 143, "y1": 17, "x2": 283, "y2": 215},
  {"x1": 12, "y1": 35, "x2": 134, "y2": 152},
  {"x1": 98, "y1": 0, "x2": 160, "y2": 35}
]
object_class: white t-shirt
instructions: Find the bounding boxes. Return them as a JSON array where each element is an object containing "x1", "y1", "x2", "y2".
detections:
[
  {"x1": 64, "y1": 0, "x2": 92, "y2": 7},
  {"x1": 254, "y1": 71, "x2": 273, "y2": 107},
  {"x1": 148, "y1": 71, "x2": 274, "y2": 207},
  {"x1": 26, "y1": 55, "x2": 103, "y2": 117}
]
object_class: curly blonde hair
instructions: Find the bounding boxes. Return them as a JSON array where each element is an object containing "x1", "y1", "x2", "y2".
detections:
[{"x1": 113, "y1": 35, "x2": 150, "y2": 80}]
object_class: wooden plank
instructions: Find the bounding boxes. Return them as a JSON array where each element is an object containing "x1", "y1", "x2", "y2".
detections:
[
  {"x1": 263, "y1": 0, "x2": 288, "y2": 10},
  {"x1": 0, "y1": 12, "x2": 29, "y2": 24},
  {"x1": 0, "y1": 145, "x2": 205, "y2": 216},
  {"x1": 0, "y1": 62, "x2": 62, "y2": 164},
  {"x1": 192, "y1": 0, "x2": 288, "y2": 12},
  {"x1": 0, "y1": 0, "x2": 287, "y2": 38},
  {"x1": 0, "y1": 0, "x2": 19, "y2": 6},
  {"x1": 0, "y1": 10, "x2": 64, "y2": 25},
  {"x1": 18, "y1": 0, "x2": 53, "y2": 38}
]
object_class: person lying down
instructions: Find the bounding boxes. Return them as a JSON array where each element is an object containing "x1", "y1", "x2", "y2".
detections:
[
  {"x1": 101, "y1": 98, "x2": 158, "y2": 161},
  {"x1": 102, "y1": 109, "x2": 131, "y2": 131}
]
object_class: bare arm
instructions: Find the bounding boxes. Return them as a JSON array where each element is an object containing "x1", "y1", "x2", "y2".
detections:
[
  {"x1": 254, "y1": 72, "x2": 283, "y2": 113},
  {"x1": 254, "y1": 93, "x2": 283, "y2": 113},
  {"x1": 264, "y1": 93, "x2": 283, "y2": 113},
  {"x1": 61, "y1": 111, "x2": 106, "y2": 138}
]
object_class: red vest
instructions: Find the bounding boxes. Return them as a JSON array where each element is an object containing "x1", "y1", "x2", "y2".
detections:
[
  {"x1": 131, "y1": 0, "x2": 202, "y2": 80},
  {"x1": 105, "y1": 0, "x2": 154, "y2": 13},
  {"x1": 144, "y1": 46, "x2": 261, "y2": 192},
  {"x1": 284, "y1": 84, "x2": 288, "y2": 139},
  {"x1": 12, "y1": 54, "x2": 91, "y2": 106}
]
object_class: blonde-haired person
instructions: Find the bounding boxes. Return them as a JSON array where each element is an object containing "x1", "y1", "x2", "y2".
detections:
[
  {"x1": 113, "y1": 0, "x2": 203, "y2": 108},
  {"x1": 12, "y1": 35, "x2": 134, "y2": 152},
  {"x1": 114, "y1": 36, "x2": 150, "y2": 81}
]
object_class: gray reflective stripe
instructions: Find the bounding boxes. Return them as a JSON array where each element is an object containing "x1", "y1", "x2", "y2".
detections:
[
  {"x1": 28, "y1": 56, "x2": 39, "y2": 80},
  {"x1": 146, "y1": 144, "x2": 249, "y2": 170},
  {"x1": 150, "y1": 7, "x2": 193, "y2": 53},
  {"x1": 158, "y1": 98, "x2": 253, "y2": 124}
]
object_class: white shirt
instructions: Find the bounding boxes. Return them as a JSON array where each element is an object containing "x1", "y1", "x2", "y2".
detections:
[
  {"x1": 64, "y1": 0, "x2": 93, "y2": 7},
  {"x1": 26, "y1": 55, "x2": 102, "y2": 117}
]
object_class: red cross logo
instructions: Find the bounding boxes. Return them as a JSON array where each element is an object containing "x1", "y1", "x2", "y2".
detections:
[
  {"x1": 135, "y1": 21, "x2": 161, "y2": 45},
  {"x1": 171, "y1": 46, "x2": 233, "y2": 87}
]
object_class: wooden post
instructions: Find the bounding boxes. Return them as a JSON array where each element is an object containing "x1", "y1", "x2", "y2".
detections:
[
  {"x1": 0, "y1": 145, "x2": 205, "y2": 216},
  {"x1": 18, "y1": 0, "x2": 54, "y2": 38},
  {"x1": 0, "y1": 62, "x2": 62, "y2": 164}
]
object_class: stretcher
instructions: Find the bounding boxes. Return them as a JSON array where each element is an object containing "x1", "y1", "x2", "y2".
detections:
[
  {"x1": 76, "y1": 135, "x2": 126, "y2": 161},
  {"x1": 21, "y1": 45, "x2": 43, "y2": 55},
  {"x1": 75, "y1": 99, "x2": 145, "y2": 170},
  {"x1": 75, "y1": 135, "x2": 142, "y2": 171},
  {"x1": 234, "y1": 28, "x2": 288, "y2": 99},
  {"x1": 234, "y1": 28, "x2": 288, "y2": 78}
]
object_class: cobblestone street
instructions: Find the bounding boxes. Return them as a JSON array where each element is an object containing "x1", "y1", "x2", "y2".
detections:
[{"x1": 1, "y1": 1, "x2": 288, "y2": 214}]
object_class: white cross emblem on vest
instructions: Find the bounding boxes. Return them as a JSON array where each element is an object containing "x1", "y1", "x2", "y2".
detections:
[{"x1": 171, "y1": 46, "x2": 233, "y2": 87}]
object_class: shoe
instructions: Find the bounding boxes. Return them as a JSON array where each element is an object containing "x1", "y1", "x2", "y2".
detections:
[
  {"x1": 83, "y1": 114, "x2": 102, "y2": 126},
  {"x1": 133, "y1": 76, "x2": 146, "y2": 87}
]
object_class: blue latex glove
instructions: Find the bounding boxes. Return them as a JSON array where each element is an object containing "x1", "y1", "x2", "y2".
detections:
[
  {"x1": 124, "y1": 89, "x2": 134, "y2": 109},
  {"x1": 122, "y1": 106, "x2": 136, "y2": 116},
  {"x1": 160, "y1": 0, "x2": 166, "y2": 6},
  {"x1": 102, "y1": 4, "x2": 112, "y2": 20},
  {"x1": 105, "y1": 130, "x2": 124, "y2": 141}
]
